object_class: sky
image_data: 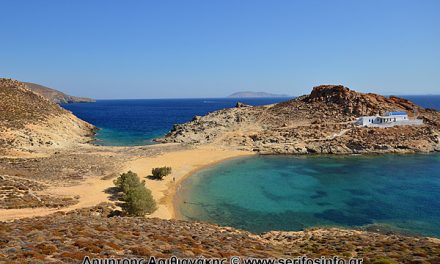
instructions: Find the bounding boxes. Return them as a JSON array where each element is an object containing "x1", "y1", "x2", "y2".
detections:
[{"x1": 0, "y1": 0, "x2": 439, "y2": 99}]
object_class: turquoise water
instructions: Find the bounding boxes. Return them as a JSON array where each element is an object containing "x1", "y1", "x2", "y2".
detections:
[
  {"x1": 62, "y1": 98, "x2": 290, "y2": 146},
  {"x1": 177, "y1": 154, "x2": 440, "y2": 237},
  {"x1": 61, "y1": 97, "x2": 440, "y2": 236},
  {"x1": 61, "y1": 96, "x2": 440, "y2": 146}
]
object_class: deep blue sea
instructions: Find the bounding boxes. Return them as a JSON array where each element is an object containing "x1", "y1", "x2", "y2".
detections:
[
  {"x1": 62, "y1": 97, "x2": 290, "y2": 146},
  {"x1": 63, "y1": 95, "x2": 440, "y2": 236},
  {"x1": 62, "y1": 95, "x2": 440, "y2": 146}
]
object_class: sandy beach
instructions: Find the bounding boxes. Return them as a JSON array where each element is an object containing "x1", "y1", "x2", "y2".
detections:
[
  {"x1": 0, "y1": 144, "x2": 253, "y2": 221},
  {"x1": 124, "y1": 145, "x2": 254, "y2": 219}
]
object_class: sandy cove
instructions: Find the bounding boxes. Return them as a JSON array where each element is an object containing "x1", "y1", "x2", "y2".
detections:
[
  {"x1": 124, "y1": 145, "x2": 254, "y2": 219},
  {"x1": 0, "y1": 144, "x2": 253, "y2": 221}
]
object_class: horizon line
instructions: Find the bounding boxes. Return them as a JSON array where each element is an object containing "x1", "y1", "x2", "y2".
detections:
[{"x1": 80, "y1": 94, "x2": 440, "y2": 101}]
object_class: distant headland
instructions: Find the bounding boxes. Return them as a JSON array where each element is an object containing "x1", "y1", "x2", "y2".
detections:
[
  {"x1": 24, "y1": 81, "x2": 95, "y2": 104},
  {"x1": 227, "y1": 91, "x2": 290, "y2": 98}
]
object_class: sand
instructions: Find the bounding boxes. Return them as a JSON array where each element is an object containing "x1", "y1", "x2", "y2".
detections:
[
  {"x1": 0, "y1": 144, "x2": 253, "y2": 221},
  {"x1": 0, "y1": 176, "x2": 115, "y2": 221},
  {"x1": 124, "y1": 145, "x2": 254, "y2": 219}
]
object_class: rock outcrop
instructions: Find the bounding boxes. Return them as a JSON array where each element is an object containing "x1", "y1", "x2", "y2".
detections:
[
  {"x1": 0, "y1": 79, "x2": 96, "y2": 156},
  {"x1": 159, "y1": 85, "x2": 440, "y2": 154},
  {"x1": 24, "y1": 82, "x2": 95, "y2": 104}
]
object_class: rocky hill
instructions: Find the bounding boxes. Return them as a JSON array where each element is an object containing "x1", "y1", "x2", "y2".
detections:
[
  {"x1": 159, "y1": 85, "x2": 440, "y2": 154},
  {"x1": 1, "y1": 203, "x2": 439, "y2": 263},
  {"x1": 0, "y1": 79, "x2": 96, "y2": 156},
  {"x1": 24, "y1": 82, "x2": 95, "y2": 104},
  {"x1": 227, "y1": 91, "x2": 290, "y2": 98}
]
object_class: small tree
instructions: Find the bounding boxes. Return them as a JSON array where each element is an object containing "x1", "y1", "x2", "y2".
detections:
[
  {"x1": 114, "y1": 171, "x2": 144, "y2": 193},
  {"x1": 151, "y1": 166, "x2": 172, "y2": 180},
  {"x1": 113, "y1": 171, "x2": 157, "y2": 216},
  {"x1": 123, "y1": 185, "x2": 157, "y2": 216}
]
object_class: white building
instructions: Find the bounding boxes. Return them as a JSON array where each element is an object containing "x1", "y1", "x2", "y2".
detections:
[{"x1": 356, "y1": 111, "x2": 423, "y2": 127}]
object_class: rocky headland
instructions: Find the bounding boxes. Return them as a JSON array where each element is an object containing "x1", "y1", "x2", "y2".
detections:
[
  {"x1": 24, "y1": 82, "x2": 95, "y2": 104},
  {"x1": 159, "y1": 85, "x2": 440, "y2": 154},
  {"x1": 0, "y1": 78, "x2": 96, "y2": 156}
]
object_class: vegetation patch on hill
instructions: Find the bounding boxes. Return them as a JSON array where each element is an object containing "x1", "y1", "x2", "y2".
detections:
[{"x1": 0, "y1": 203, "x2": 439, "y2": 263}]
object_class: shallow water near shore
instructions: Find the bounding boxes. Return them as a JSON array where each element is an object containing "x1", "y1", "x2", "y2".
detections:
[{"x1": 176, "y1": 154, "x2": 440, "y2": 237}]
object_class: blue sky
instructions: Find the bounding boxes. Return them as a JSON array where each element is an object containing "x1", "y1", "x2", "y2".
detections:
[{"x1": 0, "y1": 0, "x2": 439, "y2": 99}]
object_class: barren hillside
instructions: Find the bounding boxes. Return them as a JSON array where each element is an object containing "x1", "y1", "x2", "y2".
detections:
[
  {"x1": 1, "y1": 203, "x2": 439, "y2": 263},
  {"x1": 24, "y1": 82, "x2": 95, "y2": 104},
  {"x1": 0, "y1": 79, "x2": 96, "y2": 156}
]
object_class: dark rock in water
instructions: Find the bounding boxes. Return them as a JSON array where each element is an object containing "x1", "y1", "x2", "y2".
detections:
[
  {"x1": 192, "y1": 115, "x2": 202, "y2": 121},
  {"x1": 235, "y1": 102, "x2": 251, "y2": 108}
]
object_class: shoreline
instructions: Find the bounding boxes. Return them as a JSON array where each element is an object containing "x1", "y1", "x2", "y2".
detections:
[
  {"x1": 0, "y1": 144, "x2": 253, "y2": 222},
  {"x1": 2, "y1": 144, "x2": 439, "y2": 223},
  {"x1": 124, "y1": 145, "x2": 255, "y2": 219},
  {"x1": 171, "y1": 154, "x2": 251, "y2": 220}
]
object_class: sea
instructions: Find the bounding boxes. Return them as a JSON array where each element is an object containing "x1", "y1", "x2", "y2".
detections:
[
  {"x1": 62, "y1": 95, "x2": 440, "y2": 236},
  {"x1": 62, "y1": 97, "x2": 289, "y2": 146},
  {"x1": 176, "y1": 154, "x2": 440, "y2": 237}
]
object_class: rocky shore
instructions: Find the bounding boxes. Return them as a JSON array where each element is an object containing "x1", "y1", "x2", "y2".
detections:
[{"x1": 158, "y1": 85, "x2": 440, "y2": 154}]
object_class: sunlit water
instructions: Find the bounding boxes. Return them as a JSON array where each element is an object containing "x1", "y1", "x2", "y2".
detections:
[
  {"x1": 62, "y1": 97, "x2": 290, "y2": 146},
  {"x1": 62, "y1": 96, "x2": 440, "y2": 236},
  {"x1": 177, "y1": 154, "x2": 440, "y2": 236},
  {"x1": 62, "y1": 95, "x2": 440, "y2": 146}
]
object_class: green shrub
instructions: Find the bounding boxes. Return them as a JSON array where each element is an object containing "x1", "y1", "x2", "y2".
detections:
[
  {"x1": 123, "y1": 184, "x2": 157, "y2": 216},
  {"x1": 113, "y1": 171, "x2": 157, "y2": 216},
  {"x1": 114, "y1": 171, "x2": 144, "y2": 193},
  {"x1": 151, "y1": 166, "x2": 172, "y2": 180}
]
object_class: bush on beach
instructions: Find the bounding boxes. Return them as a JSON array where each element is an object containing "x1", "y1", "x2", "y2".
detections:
[
  {"x1": 151, "y1": 166, "x2": 172, "y2": 180},
  {"x1": 114, "y1": 171, "x2": 143, "y2": 193},
  {"x1": 123, "y1": 184, "x2": 157, "y2": 216},
  {"x1": 113, "y1": 171, "x2": 157, "y2": 216}
]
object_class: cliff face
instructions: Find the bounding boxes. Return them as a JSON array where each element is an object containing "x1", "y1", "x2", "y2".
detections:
[
  {"x1": 24, "y1": 82, "x2": 95, "y2": 104},
  {"x1": 159, "y1": 85, "x2": 440, "y2": 154},
  {"x1": 0, "y1": 79, "x2": 96, "y2": 156}
]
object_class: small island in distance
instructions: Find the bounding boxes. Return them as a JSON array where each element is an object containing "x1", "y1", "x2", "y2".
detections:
[{"x1": 227, "y1": 91, "x2": 290, "y2": 98}]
